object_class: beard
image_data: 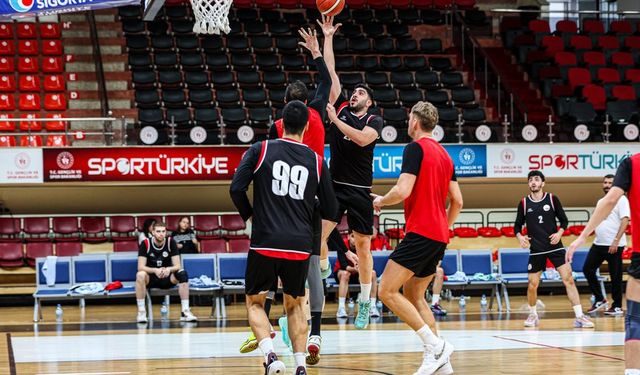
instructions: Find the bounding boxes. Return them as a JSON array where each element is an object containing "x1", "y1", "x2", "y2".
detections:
[
  {"x1": 349, "y1": 101, "x2": 365, "y2": 112},
  {"x1": 529, "y1": 186, "x2": 540, "y2": 193},
  {"x1": 603, "y1": 187, "x2": 610, "y2": 194}
]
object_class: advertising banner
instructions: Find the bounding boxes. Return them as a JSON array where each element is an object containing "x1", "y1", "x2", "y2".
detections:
[
  {"x1": 0, "y1": 0, "x2": 138, "y2": 19},
  {"x1": 43, "y1": 147, "x2": 248, "y2": 182},
  {"x1": 487, "y1": 144, "x2": 636, "y2": 178},
  {"x1": 0, "y1": 148, "x2": 43, "y2": 183}
]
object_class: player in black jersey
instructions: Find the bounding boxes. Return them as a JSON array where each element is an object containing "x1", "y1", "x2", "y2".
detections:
[
  {"x1": 230, "y1": 101, "x2": 337, "y2": 375},
  {"x1": 135, "y1": 221, "x2": 197, "y2": 324},
  {"x1": 514, "y1": 171, "x2": 594, "y2": 329},
  {"x1": 318, "y1": 15, "x2": 383, "y2": 330}
]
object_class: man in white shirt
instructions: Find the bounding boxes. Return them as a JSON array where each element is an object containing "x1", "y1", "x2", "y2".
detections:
[{"x1": 584, "y1": 174, "x2": 630, "y2": 316}]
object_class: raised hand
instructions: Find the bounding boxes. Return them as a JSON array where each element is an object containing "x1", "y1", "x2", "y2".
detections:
[
  {"x1": 298, "y1": 27, "x2": 321, "y2": 57},
  {"x1": 316, "y1": 15, "x2": 342, "y2": 37}
]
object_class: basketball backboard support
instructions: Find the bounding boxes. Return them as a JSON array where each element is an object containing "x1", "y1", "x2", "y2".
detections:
[{"x1": 142, "y1": 0, "x2": 165, "y2": 21}]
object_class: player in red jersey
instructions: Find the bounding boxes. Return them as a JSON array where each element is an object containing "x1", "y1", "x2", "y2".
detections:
[
  {"x1": 372, "y1": 102, "x2": 462, "y2": 375},
  {"x1": 568, "y1": 153, "x2": 640, "y2": 375}
]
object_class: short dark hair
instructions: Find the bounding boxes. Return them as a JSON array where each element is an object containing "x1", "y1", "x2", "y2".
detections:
[
  {"x1": 142, "y1": 218, "x2": 156, "y2": 234},
  {"x1": 285, "y1": 81, "x2": 308, "y2": 103},
  {"x1": 528, "y1": 170, "x2": 545, "y2": 181},
  {"x1": 353, "y1": 83, "x2": 374, "y2": 102},
  {"x1": 604, "y1": 174, "x2": 615, "y2": 179},
  {"x1": 282, "y1": 100, "x2": 309, "y2": 136}
]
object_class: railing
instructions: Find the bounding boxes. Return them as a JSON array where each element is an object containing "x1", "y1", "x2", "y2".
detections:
[
  {"x1": 0, "y1": 117, "x2": 128, "y2": 146},
  {"x1": 87, "y1": 11, "x2": 110, "y2": 122}
]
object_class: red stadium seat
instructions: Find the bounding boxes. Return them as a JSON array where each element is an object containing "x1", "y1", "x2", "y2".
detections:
[
  {"x1": 277, "y1": 0, "x2": 299, "y2": 8},
  {"x1": 385, "y1": 227, "x2": 405, "y2": 240},
  {"x1": 567, "y1": 225, "x2": 587, "y2": 236},
  {"x1": 411, "y1": 0, "x2": 432, "y2": 9},
  {"x1": 0, "y1": 242, "x2": 23, "y2": 268},
  {"x1": 254, "y1": 0, "x2": 275, "y2": 8},
  {"x1": 583, "y1": 84, "x2": 606, "y2": 111},
  {"x1": 113, "y1": 239, "x2": 139, "y2": 252},
  {"x1": 18, "y1": 57, "x2": 38, "y2": 73},
  {"x1": 110, "y1": 216, "x2": 136, "y2": 241},
  {"x1": 597, "y1": 36, "x2": 620, "y2": 50},
  {"x1": 449, "y1": 229, "x2": 454, "y2": 238},
  {"x1": 39, "y1": 23, "x2": 62, "y2": 39},
  {"x1": 233, "y1": 0, "x2": 252, "y2": 7},
  {"x1": 390, "y1": 0, "x2": 410, "y2": 8},
  {"x1": 610, "y1": 20, "x2": 632, "y2": 34},
  {"x1": 18, "y1": 93, "x2": 41, "y2": 111},
  {"x1": 81, "y1": 217, "x2": 108, "y2": 243},
  {"x1": 0, "y1": 136, "x2": 16, "y2": 147},
  {"x1": 228, "y1": 238, "x2": 250, "y2": 253},
  {"x1": 611, "y1": 52, "x2": 634, "y2": 68},
  {"x1": 583, "y1": 19, "x2": 604, "y2": 34},
  {"x1": 569, "y1": 35, "x2": 592, "y2": 51},
  {"x1": 477, "y1": 226, "x2": 501, "y2": 238},
  {"x1": 0, "y1": 75, "x2": 15, "y2": 92},
  {"x1": 554, "y1": 52, "x2": 577, "y2": 66},
  {"x1": 568, "y1": 67, "x2": 591, "y2": 90},
  {"x1": 453, "y1": 227, "x2": 478, "y2": 238},
  {"x1": 0, "y1": 218, "x2": 21, "y2": 242},
  {"x1": 541, "y1": 35, "x2": 564, "y2": 56},
  {"x1": 26, "y1": 242, "x2": 54, "y2": 267},
  {"x1": 0, "y1": 23, "x2": 13, "y2": 39},
  {"x1": 193, "y1": 214, "x2": 220, "y2": 239},
  {"x1": 45, "y1": 113, "x2": 67, "y2": 131},
  {"x1": 20, "y1": 135, "x2": 42, "y2": 147},
  {"x1": 345, "y1": 0, "x2": 366, "y2": 8},
  {"x1": 0, "y1": 94, "x2": 15, "y2": 111},
  {"x1": 44, "y1": 75, "x2": 65, "y2": 92},
  {"x1": 220, "y1": 214, "x2": 248, "y2": 239},
  {"x1": 20, "y1": 114, "x2": 41, "y2": 131},
  {"x1": 583, "y1": 51, "x2": 605, "y2": 67},
  {"x1": 165, "y1": 215, "x2": 184, "y2": 231},
  {"x1": 555, "y1": 20, "x2": 577, "y2": 34},
  {"x1": 0, "y1": 40, "x2": 15, "y2": 55},
  {"x1": 529, "y1": 20, "x2": 550, "y2": 33},
  {"x1": 0, "y1": 57, "x2": 14, "y2": 73},
  {"x1": 16, "y1": 23, "x2": 36, "y2": 39},
  {"x1": 626, "y1": 69, "x2": 640, "y2": 83},
  {"x1": 454, "y1": 0, "x2": 476, "y2": 9},
  {"x1": 136, "y1": 215, "x2": 164, "y2": 231},
  {"x1": 19, "y1": 75, "x2": 40, "y2": 92},
  {"x1": 597, "y1": 68, "x2": 621, "y2": 84},
  {"x1": 299, "y1": 0, "x2": 315, "y2": 8},
  {"x1": 42, "y1": 40, "x2": 63, "y2": 56},
  {"x1": 200, "y1": 238, "x2": 227, "y2": 253},
  {"x1": 46, "y1": 134, "x2": 68, "y2": 147},
  {"x1": 612, "y1": 85, "x2": 636, "y2": 101},
  {"x1": 0, "y1": 114, "x2": 13, "y2": 131},
  {"x1": 368, "y1": 0, "x2": 390, "y2": 9},
  {"x1": 625, "y1": 36, "x2": 640, "y2": 50},
  {"x1": 42, "y1": 57, "x2": 64, "y2": 73},
  {"x1": 433, "y1": 0, "x2": 452, "y2": 9},
  {"x1": 52, "y1": 217, "x2": 80, "y2": 242},
  {"x1": 18, "y1": 40, "x2": 38, "y2": 56},
  {"x1": 44, "y1": 93, "x2": 66, "y2": 111},
  {"x1": 501, "y1": 226, "x2": 516, "y2": 237},
  {"x1": 56, "y1": 241, "x2": 82, "y2": 257}
]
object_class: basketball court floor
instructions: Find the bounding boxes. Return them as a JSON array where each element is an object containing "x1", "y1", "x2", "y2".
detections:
[{"x1": 0, "y1": 294, "x2": 626, "y2": 374}]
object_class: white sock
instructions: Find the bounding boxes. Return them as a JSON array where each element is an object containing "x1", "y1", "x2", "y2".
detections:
[
  {"x1": 416, "y1": 324, "x2": 440, "y2": 346},
  {"x1": 136, "y1": 299, "x2": 146, "y2": 312},
  {"x1": 360, "y1": 283, "x2": 372, "y2": 303},
  {"x1": 320, "y1": 258, "x2": 329, "y2": 271},
  {"x1": 294, "y1": 352, "x2": 306, "y2": 368},
  {"x1": 370, "y1": 297, "x2": 377, "y2": 307},
  {"x1": 624, "y1": 369, "x2": 640, "y2": 375},
  {"x1": 432, "y1": 294, "x2": 441, "y2": 305},
  {"x1": 181, "y1": 299, "x2": 190, "y2": 312},
  {"x1": 258, "y1": 338, "x2": 274, "y2": 360},
  {"x1": 529, "y1": 305, "x2": 537, "y2": 316},
  {"x1": 338, "y1": 297, "x2": 346, "y2": 310},
  {"x1": 573, "y1": 304, "x2": 584, "y2": 318}
]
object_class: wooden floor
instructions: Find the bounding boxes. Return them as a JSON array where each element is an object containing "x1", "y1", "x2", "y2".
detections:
[{"x1": 0, "y1": 294, "x2": 626, "y2": 375}]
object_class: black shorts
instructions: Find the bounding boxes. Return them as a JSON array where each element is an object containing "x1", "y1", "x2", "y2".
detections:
[
  {"x1": 528, "y1": 248, "x2": 566, "y2": 273},
  {"x1": 629, "y1": 252, "x2": 640, "y2": 280},
  {"x1": 148, "y1": 274, "x2": 176, "y2": 289},
  {"x1": 330, "y1": 183, "x2": 373, "y2": 235},
  {"x1": 245, "y1": 250, "x2": 310, "y2": 298},
  {"x1": 389, "y1": 233, "x2": 446, "y2": 278}
]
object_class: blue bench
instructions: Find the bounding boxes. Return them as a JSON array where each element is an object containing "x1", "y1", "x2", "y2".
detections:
[
  {"x1": 459, "y1": 249, "x2": 502, "y2": 311},
  {"x1": 33, "y1": 257, "x2": 73, "y2": 322}
]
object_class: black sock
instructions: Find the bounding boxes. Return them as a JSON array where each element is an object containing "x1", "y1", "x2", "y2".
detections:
[
  {"x1": 310, "y1": 312, "x2": 322, "y2": 336},
  {"x1": 265, "y1": 298, "x2": 273, "y2": 317}
]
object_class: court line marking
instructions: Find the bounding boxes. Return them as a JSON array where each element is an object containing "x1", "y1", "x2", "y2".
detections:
[
  {"x1": 6, "y1": 333, "x2": 16, "y2": 375},
  {"x1": 155, "y1": 365, "x2": 393, "y2": 374},
  {"x1": 494, "y1": 335, "x2": 625, "y2": 361},
  {"x1": 36, "y1": 373, "x2": 131, "y2": 375}
]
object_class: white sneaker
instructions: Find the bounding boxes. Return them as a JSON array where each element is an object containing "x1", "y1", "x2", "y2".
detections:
[
  {"x1": 433, "y1": 359, "x2": 454, "y2": 375},
  {"x1": 136, "y1": 311, "x2": 148, "y2": 323},
  {"x1": 370, "y1": 305, "x2": 381, "y2": 318},
  {"x1": 574, "y1": 315, "x2": 595, "y2": 328},
  {"x1": 524, "y1": 314, "x2": 539, "y2": 327},
  {"x1": 180, "y1": 309, "x2": 198, "y2": 322},
  {"x1": 336, "y1": 307, "x2": 348, "y2": 318},
  {"x1": 414, "y1": 339, "x2": 454, "y2": 375}
]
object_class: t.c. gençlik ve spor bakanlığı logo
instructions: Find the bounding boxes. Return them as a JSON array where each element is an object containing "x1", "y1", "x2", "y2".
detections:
[
  {"x1": 458, "y1": 148, "x2": 476, "y2": 166},
  {"x1": 9, "y1": 0, "x2": 35, "y2": 13}
]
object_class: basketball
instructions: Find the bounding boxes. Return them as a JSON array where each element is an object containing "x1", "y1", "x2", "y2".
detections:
[{"x1": 316, "y1": 0, "x2": 345, "y2": 17}]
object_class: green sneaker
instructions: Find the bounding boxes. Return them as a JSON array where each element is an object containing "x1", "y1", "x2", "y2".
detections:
[
  {"x1": 278, "y1": 316, "x2": 292, "y2": 351},
  {"x1": 239, "y1": 332, "x2": 258, "y2": 353},
  {"x1": 354, "y1": 300, "x2": 371, "y2": 330}
]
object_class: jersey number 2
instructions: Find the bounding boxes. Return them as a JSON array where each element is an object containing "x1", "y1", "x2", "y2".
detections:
[
  {"x1": 538, "y1": 216, "x2": 544, "y2": 224},
  {"x1": 272, "y1": 160, "x2": 309, "y2": 200}
]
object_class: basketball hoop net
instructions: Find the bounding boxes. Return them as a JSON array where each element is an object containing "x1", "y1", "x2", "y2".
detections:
[{"x1": 190, "y1": 0, "x2": 232, "y2": 34}]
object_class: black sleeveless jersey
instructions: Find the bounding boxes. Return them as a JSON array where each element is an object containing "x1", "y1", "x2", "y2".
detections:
[
  {"x1": 514, "y1": 193, "x2": 569, "y2": 252},
  {"x1": 138, "y1": 237, "x2": 179, "y2": 268},
  {"x1": 230, "y1": 138, "x2": 337, "y2": 260}
]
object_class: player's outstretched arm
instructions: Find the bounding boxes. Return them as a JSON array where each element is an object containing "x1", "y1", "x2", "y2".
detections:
[
  {"x1": 447, "y1": 180, "x2": 463, "y2": 228},
  {"x1": 229, "y1": 143, "x2": 261, "y2": 221},
  {"x1": 317, "y1": 15, "x2": 342, "y2": 105}
]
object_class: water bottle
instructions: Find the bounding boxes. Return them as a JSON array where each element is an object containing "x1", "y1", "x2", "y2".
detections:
[
  {"x1": 480, "y1": 295, "x2": 488, "y2": 311},
  {"x1": 160, "y1": 302, "x2": 168, "y2": 319},
  {"x1": 347, "y1": 298, "x2": 355, "y2": 313},
  {"x1": 55, "y1": 304, "x2": 63, "y2": 321},
  {"x1": 459, "y1": 295, "x2": 466, "y2": 309},
  {"x1": 376, "y1": 300, "x2": 383, "y2": 313},
  {"x1": 590, "y1": 295, "x2": 596, "y2": 305}
]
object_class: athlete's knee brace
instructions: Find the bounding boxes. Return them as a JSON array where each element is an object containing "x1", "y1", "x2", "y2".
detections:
[
  {"x1": 626, "y1": 300, "x2": 640, "y2": 342},
  {"x1": 175, "y1": 269, "x2": 188, "y2": 283}
]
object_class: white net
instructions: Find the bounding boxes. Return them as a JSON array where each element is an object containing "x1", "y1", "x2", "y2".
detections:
[{"x1": 190, "y1": 0, "x2": 232, "y2": 35}]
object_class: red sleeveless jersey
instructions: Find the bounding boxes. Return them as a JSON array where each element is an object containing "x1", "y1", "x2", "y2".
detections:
[
  {"x1": 275, "y1": 107, "x2": 325, "y2": 157},
  {"x1": 630, "y1": 154, "x2": 640, "y2": 253},
  {"x1": 404, "y1": 137, "x2": 454, "y2": 244}
]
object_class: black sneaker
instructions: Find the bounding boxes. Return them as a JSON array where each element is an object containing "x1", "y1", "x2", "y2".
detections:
[
  {"x1": 295, "y1": 366, "x2": 308, "y2": 375},
  {"x1": 431, "y1": 303, "x2": 448, "y2": 316},
  {"x1": 263, "y1": 352, "x2": 286, "y2": 375},
  {"x1": 604, "y1": 306, "x2": 624, "y2": 316},
  {"x1": 587, "y1": 300, "x2": 608, "y2": 314}
]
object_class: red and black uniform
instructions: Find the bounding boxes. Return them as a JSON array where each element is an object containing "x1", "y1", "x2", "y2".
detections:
[
  {"x1": 138, "y1": 237, "x2": 180, "y2": 289},
  {"x1": 614, "y1": 154, "x2": 640, "y2": 279},
  {"x1": 389, "y1": 138, "x2": 455, "y2": 277},
  {"x1": 229, "y1": 138, "x2": 337, "y2": 297}
]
